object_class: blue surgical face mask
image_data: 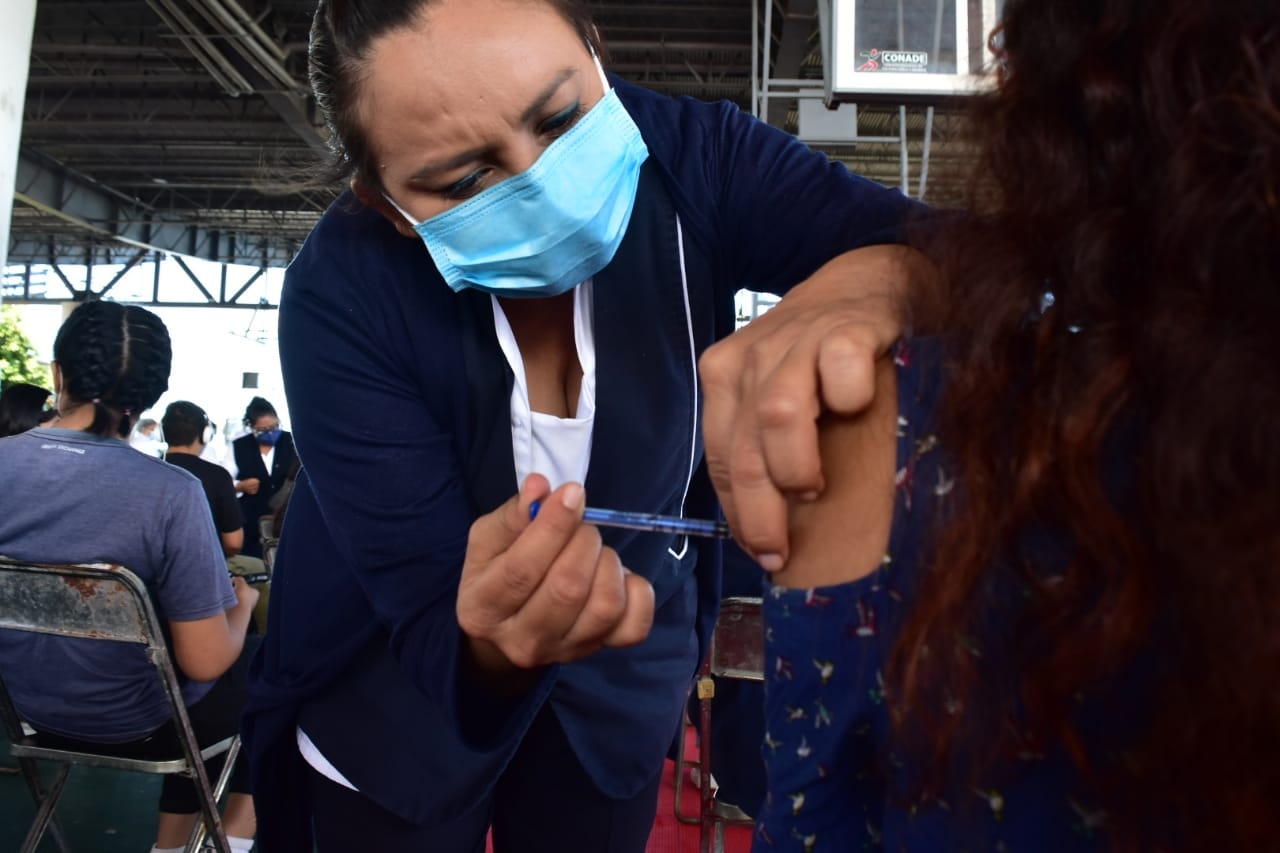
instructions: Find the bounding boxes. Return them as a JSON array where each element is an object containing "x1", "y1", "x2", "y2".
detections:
[
  {"x1": 385, "y1": 55, "x2": 649, "y2": 298},
  {"x1": 255, "y1": 427, "x2": 282, "y2": 447}
]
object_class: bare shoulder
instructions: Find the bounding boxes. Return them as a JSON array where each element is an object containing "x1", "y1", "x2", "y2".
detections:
[{"x1": 772, "y1": 356, "x2": 898, "y2": 589}]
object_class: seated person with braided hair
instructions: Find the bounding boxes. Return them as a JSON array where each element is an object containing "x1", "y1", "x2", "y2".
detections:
[{"x1": 0, "y1": 301, "x2": 259, "y2": 853}]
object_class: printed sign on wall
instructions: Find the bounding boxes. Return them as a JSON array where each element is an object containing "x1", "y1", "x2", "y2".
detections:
[{"x1": 826, "y1": 0, "x2": 1003, "y2": 102}]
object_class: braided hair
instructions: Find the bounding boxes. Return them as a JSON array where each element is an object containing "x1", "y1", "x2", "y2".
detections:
[{"x1": 52, "y1": 301, "x2": 172, "y2": 439}]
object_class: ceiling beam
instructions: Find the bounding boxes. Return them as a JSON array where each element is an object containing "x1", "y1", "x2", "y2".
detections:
[
  {"x1": 141, "y1": 0, "x2": 328, "y2": 152},
  {"x1": 10, "y1": 149, "x2": 306, "y2": 267}
]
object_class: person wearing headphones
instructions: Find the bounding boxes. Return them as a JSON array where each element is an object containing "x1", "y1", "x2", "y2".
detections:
[{"x1": 165, "y1": 400, "x2": 272, "y2": 633}]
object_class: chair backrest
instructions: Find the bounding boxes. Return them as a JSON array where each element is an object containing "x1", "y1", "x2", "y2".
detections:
[
  {"x1": 709, "y1": 596, "x2": 764, "y2": 682},
  {"x1": 0, "y1": 558, "x2": 160, "y2": 647},
  {"x1": 0, "y1": 557, "x2": 189, "y2": 741},
  {"x1": 0, "y1": 557, "x2": 237, "y2": 852}
]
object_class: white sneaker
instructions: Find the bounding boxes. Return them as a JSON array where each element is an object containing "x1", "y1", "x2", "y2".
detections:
[{"x1": 712, "y1": 800, "x2": 754, "y2": 822}]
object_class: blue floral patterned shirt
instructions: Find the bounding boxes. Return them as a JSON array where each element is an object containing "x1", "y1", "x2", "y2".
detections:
[{"x1": 756, "y1": 338, "x2": 1112, "y2": 852}]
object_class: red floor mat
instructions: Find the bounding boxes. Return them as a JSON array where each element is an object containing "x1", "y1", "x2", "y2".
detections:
[
  {"x1": 483, "y1": 726, "x2": 754, "y2": 853},
  {"x1": 647, "y1": 753, "x2": 754, "y2": 853}
]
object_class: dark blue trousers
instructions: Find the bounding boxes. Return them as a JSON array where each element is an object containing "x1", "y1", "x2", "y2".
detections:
[{"x1": 308, "y1": 705, "x2": 663, "y2": 852}]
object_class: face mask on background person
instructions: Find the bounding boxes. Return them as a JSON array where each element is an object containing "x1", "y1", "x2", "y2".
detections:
[
  {"x1": 385, "y1": 52, "x2": 650, "y2": 298},
  {"x1": 254, "y1": 427, "x2": 282, "y2": 447}
]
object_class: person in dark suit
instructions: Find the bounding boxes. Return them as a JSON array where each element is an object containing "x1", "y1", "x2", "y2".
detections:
[{"x1": 228, "y1": 396, "x2": 297, "y2": 559}]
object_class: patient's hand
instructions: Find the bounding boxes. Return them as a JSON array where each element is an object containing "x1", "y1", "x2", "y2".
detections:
[{"x1": 230, "y1": 575, "x2": 260, "y2": 611}]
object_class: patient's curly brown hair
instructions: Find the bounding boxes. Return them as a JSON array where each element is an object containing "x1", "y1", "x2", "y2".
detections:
[{"x1": 892, "y1": 0, "x2": 1280, "y2": 847}]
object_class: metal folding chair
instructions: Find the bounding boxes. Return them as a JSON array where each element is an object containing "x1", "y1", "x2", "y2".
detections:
[
  {"x1": 673, "y1": 596, "x2": 765, "y2": 853},
  {"x1": 257, "y1": 515, "x2": 276, "y2": 547},
  {"x1": 261, "y1": 540, "x2": 278, "y2": 574},
  {"x1": 0, "y1": 558, "x2": 240, "y2": 853}
]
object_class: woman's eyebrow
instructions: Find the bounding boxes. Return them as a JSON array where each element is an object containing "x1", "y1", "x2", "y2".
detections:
[
  {"x1": 519, "y1": 67, "x2": 579, "y2": 124},
  {"x1": 409, "y1": 67, "x2": 580, "y2": 182},
  {"x1": 410, "y1": 148, "x2": 488, "y2": 182}
]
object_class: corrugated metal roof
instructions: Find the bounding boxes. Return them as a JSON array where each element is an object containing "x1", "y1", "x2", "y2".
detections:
[{"x1": 12, "y1": 0, "x2": 973, "y2": 269}]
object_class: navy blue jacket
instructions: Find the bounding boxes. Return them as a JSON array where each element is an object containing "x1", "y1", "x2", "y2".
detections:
[{"x1": 244, "y1": 77, "x2": 922, "y2": 850}]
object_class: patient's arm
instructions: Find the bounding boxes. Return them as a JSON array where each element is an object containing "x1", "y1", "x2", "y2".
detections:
[
  {"x1": 219, "y1": 527, "x2": 244, "y2": 557},
  {"x1": 168, "y1": 577, "x2": 257, "y2": 682},
  {"x1": 771, "y1": 355, "x2": 899, "y2": 589},
  {"x1": 755, "y1": 356, "x2": 900, "y2": 849}
]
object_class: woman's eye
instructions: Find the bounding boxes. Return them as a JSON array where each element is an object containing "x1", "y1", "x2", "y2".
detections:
[
  {"x1": 540, "y1": 102, "x2": 583, "y2": 137},
  {"x1": 444, "y1": 169, "x2": 491, "y2": 200}
]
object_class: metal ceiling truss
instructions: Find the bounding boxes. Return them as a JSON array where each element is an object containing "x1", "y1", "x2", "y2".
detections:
[
  {"x1": 2, "y1": 248, "x2": 275, "y2": 309},
  {"x1": 11, "y1": 148, "x2": 308, "y2": 267},
  {"x1": 11, "y1": 0, "x2": 973, "y2": 309}
]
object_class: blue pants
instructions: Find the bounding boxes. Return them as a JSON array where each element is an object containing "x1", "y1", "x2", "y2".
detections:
[{"x1": 307, "y1": 706, "x2": 663, "y2": 852}]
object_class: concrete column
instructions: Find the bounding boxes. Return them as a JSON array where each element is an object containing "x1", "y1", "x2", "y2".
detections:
[{"x1": 0, "y1": 0, "x2": 37, "y2": 290}]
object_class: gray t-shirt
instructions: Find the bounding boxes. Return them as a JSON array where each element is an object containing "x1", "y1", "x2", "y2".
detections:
[{"x1": 0, "y1": 427, "x2": 237, "y2": 742}]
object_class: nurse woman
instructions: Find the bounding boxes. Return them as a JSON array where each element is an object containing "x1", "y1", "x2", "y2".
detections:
[{"x1": 243, "y1": 1, "x2": 927, "y2": 850}]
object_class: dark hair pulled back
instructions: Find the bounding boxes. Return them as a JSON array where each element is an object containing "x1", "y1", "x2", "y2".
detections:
[
  {"x1": 52, "y1": 301, "x2": 172, "y2": 439},
  {"x1": 308, "y1": 0, "x2": 604, "y2": 190},
  {"x1": 243, "y1": 396, "x2": 278, "y2": 427}
]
